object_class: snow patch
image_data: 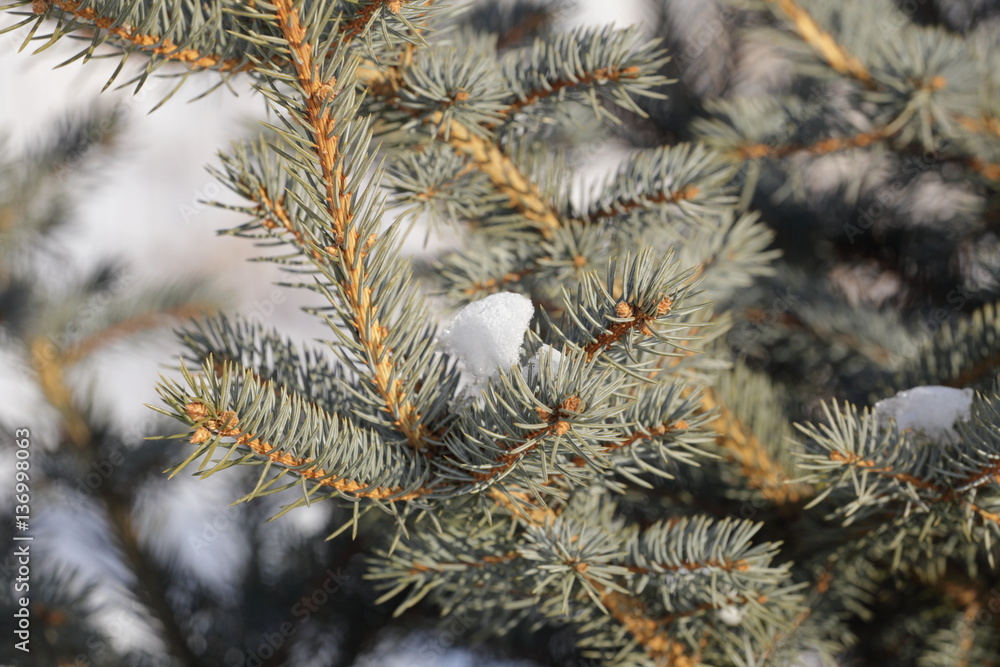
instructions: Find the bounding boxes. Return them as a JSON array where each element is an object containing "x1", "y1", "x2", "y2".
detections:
[
  {"x1": 874, "y1": 385, "x2": 974, "y2": 443},
  {"x1": 715, "y1": 604, "x2": 744, "y2": 626},
  {"x1": 526, "y1": 344, "x2": 563, "y2": 379},
  {"x1": 439, "y1": 292, "x2": 535, "y2": 390}
]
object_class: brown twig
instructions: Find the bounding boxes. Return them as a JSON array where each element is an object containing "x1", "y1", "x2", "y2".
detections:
[
  {"x1": 30, "y1": 339, "x2": 201, "y2": 665},
  {"x1": 764, "y1": 0, "x2": 875, "y2": 88},
  {"x1": 698, "y1": 388, "x2": 808, "y2": 504},
  {"x1": 584, "y1": 297, "x2": 674, "y2": 362},
  {"x1": 62, "y1": 304, "x2": 216, "y2": 365},
  {"x1": 184, "y1": 402, "x2": 431, "y2": 501},
  {"x1": 828, "y1": 450, "x2": 1000, "y2": 525},
  {"x1": 504, "y1": 65, "x2": 643, "y2": 117},
  {"x1": 586, "y1": 185, "x2": 702, "y2": 222},
  {"x1": 597, "y1": 586, "x2": 696, "y2": 666},
  {"x1": 567, "y1": 419, "x2": 689, "y2": 467},
  {"x1": 45, "y1": 0, "x2": 250, "y2": 70},
  {"x1": 274, "y1": 0, "x2": 428, "y2": 448}
]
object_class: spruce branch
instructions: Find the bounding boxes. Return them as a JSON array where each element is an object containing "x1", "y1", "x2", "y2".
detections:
[
  {"x1": 35, "y1": 0, "x2": 249, "y2": 70},
  {"x1": 764, "y1": 0, "x2": 875, "y2": 88},
  {"x1": 697, "y1": 388, "x2": 804, "y2": 502},
  {"x1": 27, "y1": 338, "x2": 202, "y2": 665},
  {"x1": 62, "y1": 302, "x2": 216, "y2": 364},
  {"x1": 894, "y1": 301, "x2": 1000, "y2": 391},
  {"x1": 182, "y1": 401, "x2": 427, "y2": 501},
  {"x1": 230, "y1": 0, "x2": 438, "y2": 449},
  {"x1": 503, "y1": 63, "x2": 643, "y2": 116},
  {"x1": 588, "y1": 585, "x2": 697, "y2": 666},
  {"x1": 356, "y1": 64, "x2": 565, "y2": 236},
  {"x1": 797, "y1": 400, "x2": 1000, "y2": 529}
]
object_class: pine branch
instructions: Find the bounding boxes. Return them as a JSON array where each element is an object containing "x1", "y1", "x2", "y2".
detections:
[
  {"x1": 434, "y1": 114, "x2": 564, "y2": 236},
  {"x1": 597, "y1": 588, "x2": 696, "y2": 666},
  {"x1": 462, "y1": 263, "x2": 544, "y2": 296},
  {"x1": 268, "y1": 0, "x2": 429, "y2": 448},
  {"x1": 339, "y1": 0, "x2": 403, "y2": 40},
  {"x1": 356, "y1": 65, "x2": 565, "y2": 236},
  {"x1": 825, "y1": 449, "x2": 1000, "y2": 525},
  {"x1": 567, "y1": 417, "x2": 690, "y2": 467},
  {"x1": 62, "y1": 303, "x2": 215, "y2": 364},
  {"x1": 502, "y1": 64, "x2": 644, "y2": 117},
  {"x1": 584, "y1": 185, "x2": 702, "y2": 222},
  {"x1": 730, "y1": 126, "x2": 892, "y2": 161},
  {"x1": 39, "y1": 0, "x2": 248, "y2": 70},
  {"x1": 180, "y1": 401, "x2": 430, "y2": 501},
  {"x1": 697, "y1": 388, "x2": 806, "y2": 504},
  {"x1": 584, "y1": 296, "x2": 674, "y2": 362},
  {"x1": 764, "y1": 0, "x2": 875, "y2": 88},
  {"x1": 27, "y1": 340, "x2": 200, "y2": 665}
]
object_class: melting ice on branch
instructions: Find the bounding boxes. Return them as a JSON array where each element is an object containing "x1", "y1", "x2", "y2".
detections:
[
  {"x1": 438, "y1": 292, "x2": 535, "y2": 390},
  {"x1": 873, "y1": 385, "x2": 974, "y2": 443}
]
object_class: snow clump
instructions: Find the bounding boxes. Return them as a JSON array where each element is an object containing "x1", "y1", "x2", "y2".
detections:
[
  {"x1": 438, "y1": 292, "x2": 535, "y2": 391},
  {"x1": 525, "y1": 344, "x2": 563, "y2": 380},
  {"x1": 715, "y1": 604, "x2": 745, "y2": 626},
  {"x1": 873, "y1": 385, "x2": 974, "y2": 444}
]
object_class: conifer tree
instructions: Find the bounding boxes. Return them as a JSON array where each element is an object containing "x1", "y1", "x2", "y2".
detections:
[{"x1": 3, "y1": 0, "x2": 1000, "y2": 665}]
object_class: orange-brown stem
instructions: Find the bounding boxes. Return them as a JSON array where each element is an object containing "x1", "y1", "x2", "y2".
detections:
[
  {"x1": 568, "y1": 419, "x2": 689, "y2": 467},
  {"x1": 274, "y1": 0, "x2": 427, "y2": 448},
  {"x1": 585, "y1": 298, "x2": 672, "y2": 362},
  {"x1": 504, "y1": 65, "x2": 642, "y2": 117},
  {"x1": 829, "y1": 450, "x2": 1000, "y2": 524},
  {"x1": 587, "y1": 185, "x2": 701, "y2": 222},
  {"x1": 63, "y1": 304, "x2": 215, "y2": 365},
  {"x1": 184, "y1": 403, "x2": 429, "y2": 501},
  {"x1": 698, "y1": 389, "x2": 807, "y2": 504},
  {"x1": 765, "y1": 0, "x2": 874, "y2": 88},
  {"x1": 46, "y1": 0, "x2": 249, "y2": 70}
]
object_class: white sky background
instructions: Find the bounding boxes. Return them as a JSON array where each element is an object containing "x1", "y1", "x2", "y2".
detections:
[{"x1": 0, "y1": 0, "x2": 647, "y2": 663}]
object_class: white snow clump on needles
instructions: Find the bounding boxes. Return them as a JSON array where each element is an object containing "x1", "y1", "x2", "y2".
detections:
[
  {"x1": 873, "y1": 385, "x2": 974, "y2": 444},
  {"x1": 526, "y1": 344, "x2": 562, "y2": 379},
  {"x1": 438, "y1": 292, "x2": 535, "y2": 392}
]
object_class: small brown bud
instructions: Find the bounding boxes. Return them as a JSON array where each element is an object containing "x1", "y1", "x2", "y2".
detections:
[
  {"x1": 535, "y1": 407, "x2": 552, "y2": 421},
  {"x1": 362, "y1": 233, "x2": 377, "y2": 253},
  {"x1": 656, "y1": 296, "x2": 673, "y2": 317},
  {"x1": 674, "y1": 419, "x2": 689, "y2": 430},
  {"x1": 190, "y1": 427, "x2": 211, "y2": 444},
  {"x1": 215, "y1": 411, "x2": 239, "y2": 435},
  {"x1": 615, "y1": 301, "x2": 633, "y2": 319},
  {"x1": 640, "y1": 323, "x2": 654, "y2": 336},
  {"x1": 572, "y1": 255, "x2": 587, "y2": 268},
  {"x1": 574, "y1": 561, "x2": 589, "y2": 573},
  {"x1": 317, "y1": 81, "x2": 337, "y2": 101},
  {"x1": 31, "y1": 0, "x2": 48, "y2": 14},
  {"x1": 554, "y1": 421, "x2": 571, "y2": 436},
  {"x1": 560, "y1": 395, "x2": 582, "y2": 413},
  {"x1": 184, "y1": 402, "x2": 209, "y2": 421},
  {"x1": 453, "y1": 90, "x2": 470, "y2": 102}
]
